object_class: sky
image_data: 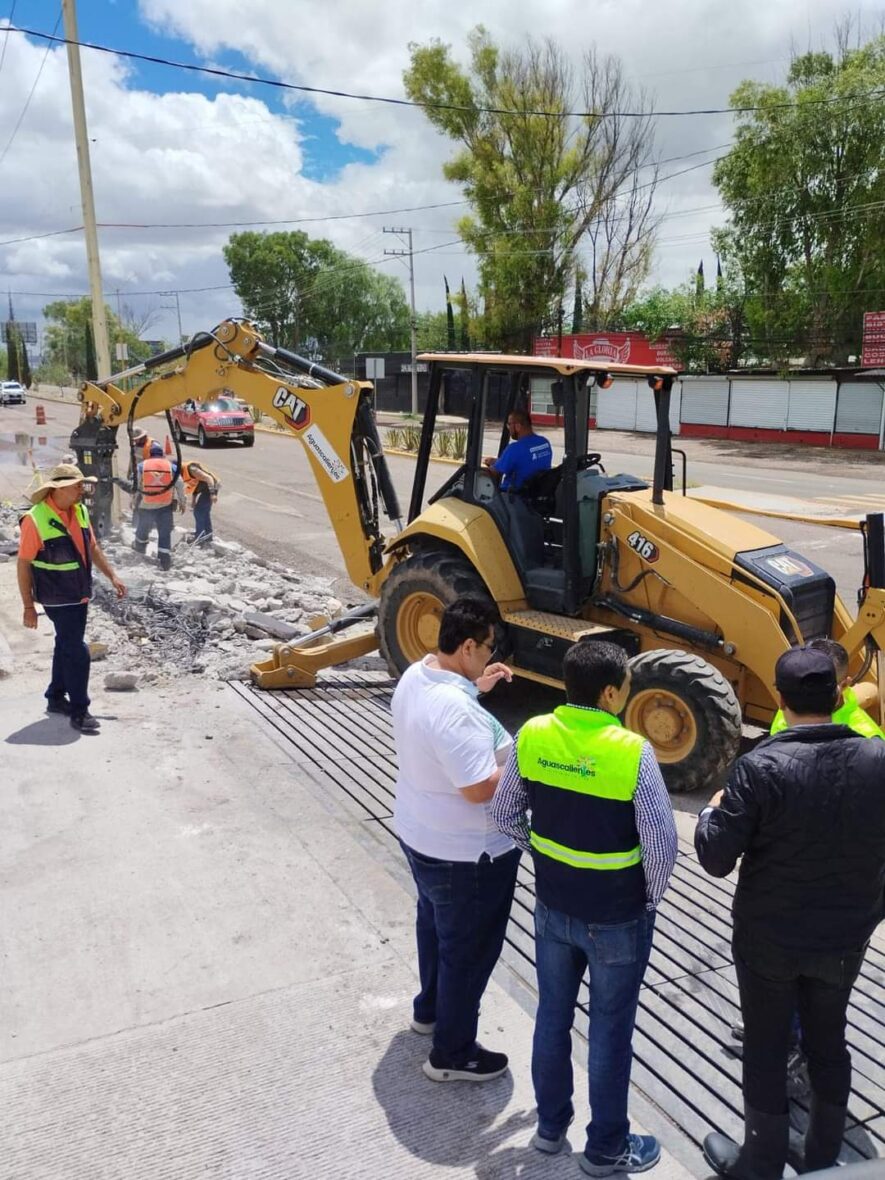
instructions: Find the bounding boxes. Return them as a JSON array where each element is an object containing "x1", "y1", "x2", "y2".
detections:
[{"x1": 0, "y1": 0, "x2": 880, "y2": 354}]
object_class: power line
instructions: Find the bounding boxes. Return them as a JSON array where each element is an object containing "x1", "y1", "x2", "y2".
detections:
[
  {"x1": 0, "y1": 9, "x2": 61, "y2": 171},
  {"x1": 0, "y1": 3, "x2": 18, "y2": 80},
  {"x1": 9, "y1": 24, "x2": 885, "y2": 120}
]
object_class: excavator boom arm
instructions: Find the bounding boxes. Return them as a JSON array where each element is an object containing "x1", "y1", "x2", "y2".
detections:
[{"x1": 81, "y1": 319, "x2": 400, "y2": 593}]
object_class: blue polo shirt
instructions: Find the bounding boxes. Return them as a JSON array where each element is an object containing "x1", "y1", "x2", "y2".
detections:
[{"x1": 493, "y1": 433, "x2": 553, "y2": 491}]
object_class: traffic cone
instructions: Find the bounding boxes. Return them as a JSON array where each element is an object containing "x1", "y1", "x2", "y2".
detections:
[
  {"x1": 164, "y1": 434, "x2": 172, "y2": 455},
  {"x1": 35, "y1": 405, "x2": 46, "y2": 425}
]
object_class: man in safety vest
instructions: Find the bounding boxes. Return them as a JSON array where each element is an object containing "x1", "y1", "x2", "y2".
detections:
[
  {"x1": 770, "y1": 637, "x2": 884, "y2": 739},
  {"x1": 492, "y1": 639, "x2": 677, "y2": 1176},
  {"x1": 132, "y1": 441, "x2": 185, "y2": 570},
  {"x1": 17, "y1": 463, "x2": 126, "y2": 733},
  {"x1": 180, "y1": 459, "x2": 220, "y2": 544}
]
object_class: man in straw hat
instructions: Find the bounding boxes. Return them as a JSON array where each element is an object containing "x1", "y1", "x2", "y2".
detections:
[{"x1": 17, "y1": 463, "x2": 127, "y2": 734}]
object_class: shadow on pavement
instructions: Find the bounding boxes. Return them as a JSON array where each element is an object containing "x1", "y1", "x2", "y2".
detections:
[
  {"x1": 5, "y1": 717, "x2": 80, "y2": 745},
  {"x1": 372, "y1": 1030, "x2": 541, "y2": 1175}
]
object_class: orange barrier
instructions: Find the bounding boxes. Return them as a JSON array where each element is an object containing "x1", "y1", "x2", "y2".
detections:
[{"x1": 35, "y1": 405, "x2": 46, "y2": 425}]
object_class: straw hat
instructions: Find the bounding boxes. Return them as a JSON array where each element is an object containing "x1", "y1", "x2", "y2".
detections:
[{"x1": 28, "y1": 462, "x2": 97, "y2": 504}]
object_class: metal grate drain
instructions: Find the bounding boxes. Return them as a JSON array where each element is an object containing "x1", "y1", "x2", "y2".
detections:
[{"x1": 230, "y1": 672, "x2": 885, "y2": 1175}]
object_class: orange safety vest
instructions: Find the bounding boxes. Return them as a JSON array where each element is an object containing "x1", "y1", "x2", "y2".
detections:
[
  {"x1": 181, "y1": 460, "x2": 216, "y2": 498},
  {"x1": 141, "y1": 456, "x2": 175, "y2": 507}
]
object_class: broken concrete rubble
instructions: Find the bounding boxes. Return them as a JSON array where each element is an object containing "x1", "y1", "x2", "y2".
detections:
[{"x1": 0, "y1": 503, "x2": 374, "y2": 684}]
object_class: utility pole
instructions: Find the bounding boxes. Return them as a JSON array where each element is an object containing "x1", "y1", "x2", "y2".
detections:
[
  {"x1": 62, "y1": 0, "x2": 110, "y2": 381},
  {"x1": 383, "y1": 227, "x2": 418, "y2": 415},
  {"x1": 160, "y1": 290, "x2": 184, "y2": 344}
]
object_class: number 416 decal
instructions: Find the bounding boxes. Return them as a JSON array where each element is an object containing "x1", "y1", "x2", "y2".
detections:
[{"x1": 627, "y1": 531, "x2": 659, "y2": 563}]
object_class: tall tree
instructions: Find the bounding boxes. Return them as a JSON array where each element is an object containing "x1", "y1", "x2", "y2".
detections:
[
  {"x1": 416, "y1": 309, "x2": 452, "y2": 350},
  {"x1": 571, "y1": 271, "x2": 583, "y2": 333},
  {"x1": 20, "y1": 338, "x2": 32, "y2": 389},
  {"x1": 5, "y1": 326, "x2": 20, "y2": 383},
  {"x1": 404, "y1": 28, "x2": 658, "y2": 351},
  {"x1": 443, "y1": 277, "x2": 456, "y2": 349},
  {"x1": 223, "y1": 230, "x2": 410, "y2": 363},
  {"x1": 459, "y1": 279, "x2": 471, "y2": 350},
  {"x1": 713, "y1": 32, "x2": 885, "y2": 364}
]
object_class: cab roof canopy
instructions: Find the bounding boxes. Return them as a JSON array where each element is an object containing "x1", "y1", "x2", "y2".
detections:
[{"x1": 416, "y1": 352, "x2": 678, "y2": 378}]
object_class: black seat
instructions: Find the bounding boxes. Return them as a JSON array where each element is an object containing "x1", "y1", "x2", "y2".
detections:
[{"x1": 520, "y1": 465, "x2": 562, "y2": 514}]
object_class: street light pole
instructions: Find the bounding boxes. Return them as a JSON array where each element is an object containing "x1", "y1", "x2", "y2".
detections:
[{"x1": 383, "y1": 226, "x2": 418, "y2": 415}]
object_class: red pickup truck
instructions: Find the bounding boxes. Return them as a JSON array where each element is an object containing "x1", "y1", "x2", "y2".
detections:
[{"x1": 171, "y1": 395, "x2": 255, "y2": 448}]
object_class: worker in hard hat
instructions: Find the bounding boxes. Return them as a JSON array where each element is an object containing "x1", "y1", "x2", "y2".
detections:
[
  {"x1": 117, "y1": 441, "x2": 185, "y2": 570},
  {"x1": 181, "y1": 459, "x2": 220, "y2": 545}
]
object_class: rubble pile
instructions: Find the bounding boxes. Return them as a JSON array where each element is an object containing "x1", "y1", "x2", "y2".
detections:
[{"x1": 0, "y1": 504, "x2": 372, "y2": 683}]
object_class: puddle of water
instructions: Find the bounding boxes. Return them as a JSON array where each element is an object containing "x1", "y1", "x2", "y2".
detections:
[{"x1": 0, "y1": 432, "x2": 70, "y2": 469}]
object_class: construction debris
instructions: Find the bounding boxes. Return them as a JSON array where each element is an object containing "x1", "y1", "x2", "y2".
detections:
[{"x1": 0, "y1": 505, "x2": 381, "y2": 683}]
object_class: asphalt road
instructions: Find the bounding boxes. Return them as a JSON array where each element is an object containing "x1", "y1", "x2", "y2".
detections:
[{"x1": 0, "y1": 396, "x2": 875, "y2": 607}]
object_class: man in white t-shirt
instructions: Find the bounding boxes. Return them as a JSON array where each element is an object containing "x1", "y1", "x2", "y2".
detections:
[{"x1": 393, "y1": 596, "x2": 520, "y2": 1083}]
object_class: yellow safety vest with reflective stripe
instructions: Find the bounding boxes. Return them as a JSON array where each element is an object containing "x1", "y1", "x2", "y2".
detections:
[
  {"x1": 27, "y1": 499, "x2": 92, "y2": 605},
  {"x1": 770, "y1": 687, "x2": 885, "y2": 740},
  {"x1": 517, "y1": 705, "x2": 647, "y2": 922}
]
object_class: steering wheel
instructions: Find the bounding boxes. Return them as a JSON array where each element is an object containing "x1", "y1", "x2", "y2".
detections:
[
  {"x1": 428, "y1": 463, "x2": 467, "y2": 505},
  {"x1": 577, "y1": 452, "x2": 604, "y2": 471}
]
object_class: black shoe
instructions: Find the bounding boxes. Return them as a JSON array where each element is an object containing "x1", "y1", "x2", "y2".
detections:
[
  {"x1": 70, "y1": 712, "x2": 100, "y2": 734},
  {"x1": 422, "y1": 1045, "x2": 508, "y2": 1083},
  {"x1": 46, "y1": 698, "x2": 71, "y2": 715},
  {"x1": 703, "y1": 1107, "x2": 789, "y2": 1179}
]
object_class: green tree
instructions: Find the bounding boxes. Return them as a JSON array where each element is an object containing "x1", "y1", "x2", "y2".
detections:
[
  {"x1": 712, "y1": 33, "x2": 885, "y2": 365},
  {"x1": 404, "y1": 28, "x2": 658, "y2": 351},
  {"x1": 416, "y1": 309, "x2": 452, "y2": 350},
  {"x1": 223, "y1": 230, "x2": 410, "y2": 363},
  {"x1": 43, "y1": 298, "x2": 154, "y2": 382},
  {"x1": 20, "y1": 338, "x2": 32, "y2": 388},
  {"x1": 619, "y1": 267, "x2": 751, "y2": 372},
  {"x1": 5, "y1": 326, "x2": 21, "y2": 383}
]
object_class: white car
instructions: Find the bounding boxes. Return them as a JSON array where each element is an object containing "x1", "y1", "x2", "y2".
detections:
[{"x1": 0, "y1": 381, "x2": 26, "y2": 406}]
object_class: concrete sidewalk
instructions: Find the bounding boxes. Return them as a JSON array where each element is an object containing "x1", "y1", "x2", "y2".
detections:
[
  {"x1": 689, "y1": 485, "x2": 883, "y2": 529},
  {"x1": 0, "y1": 568, "x2": 693, "y2": 1180}
]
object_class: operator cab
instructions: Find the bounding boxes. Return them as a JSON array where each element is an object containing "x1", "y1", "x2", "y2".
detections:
[{"x1": 410, "y1": 354, "x2": 678, "y2": 616}]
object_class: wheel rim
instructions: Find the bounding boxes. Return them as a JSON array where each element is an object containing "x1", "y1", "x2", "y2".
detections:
[
  {"x1": 395, "y1": 591, "x2": 445, "y2": 663},
  {"x1": 625, "y1": 688, "x2": 698, "y2": 763}
]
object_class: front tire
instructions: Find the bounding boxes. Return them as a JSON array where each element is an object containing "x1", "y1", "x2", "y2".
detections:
[
  {"x1": 378, "y1": 547, "x2": 492, "y2": 676},
  {"x1": 174, "y1": 421, "x2": 186, "y2": 444},
  {"x1": 624, "y1": 648, "x2": 741, "y2": 794},
  {"x1": 242, "y1": 434, "x2": 254, "y2": 448},
  {"x1": 198, "y1": 426, "x2": 208, "y2": 448}
]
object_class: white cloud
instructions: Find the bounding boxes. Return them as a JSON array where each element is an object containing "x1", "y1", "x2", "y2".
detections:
[{"x1": 1, "y1": 1, "x2": 881, "y2": 349}]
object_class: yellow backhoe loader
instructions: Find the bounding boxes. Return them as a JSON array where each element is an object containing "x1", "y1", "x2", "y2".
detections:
[{"x1": 80, "y1": 319, "x2": 885, "y2": 792}]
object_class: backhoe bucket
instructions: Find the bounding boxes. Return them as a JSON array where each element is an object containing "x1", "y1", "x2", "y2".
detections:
[{"x1": 249, "y1": 602, "x2": 380, "y2": 689}]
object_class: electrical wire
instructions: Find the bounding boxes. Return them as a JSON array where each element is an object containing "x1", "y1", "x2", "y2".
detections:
[
  {"x1": 0, "y1": 2, "x2": 18, "y2": 80},
  {"x1": 9, "y1": 24, "x2": 885, "y2": 120},
  {"x1": 0, "y1": 10, "x2": 61, "y2": 171}
]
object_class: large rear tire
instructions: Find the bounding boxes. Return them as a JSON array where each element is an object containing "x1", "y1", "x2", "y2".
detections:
[
  {"x1": 378, "y1": 548, "x2": 492, "y2": 676},
  {"x1": 624, "y1": 648, "x2": 741, "y2": 794}
]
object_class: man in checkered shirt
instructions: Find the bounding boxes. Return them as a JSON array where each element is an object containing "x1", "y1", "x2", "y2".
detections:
[{"x1": 492, "y1": 639, "x2": 677, "y2": 1177}]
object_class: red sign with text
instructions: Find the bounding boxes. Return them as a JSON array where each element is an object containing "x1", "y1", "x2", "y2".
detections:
[
  {"x1": 534, "y1": 330, "x2": 679, "y2": 368},
  {"x1": 862, "y1": 312, "x2": 885, "y2": 368}
]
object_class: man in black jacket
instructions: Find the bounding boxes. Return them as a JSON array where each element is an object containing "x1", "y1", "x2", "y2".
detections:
[{"x1": 696, "y1": 647, "x2": 885, "y2": 1179}]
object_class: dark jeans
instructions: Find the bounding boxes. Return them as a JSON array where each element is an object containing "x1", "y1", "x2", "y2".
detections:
[
  {"x1": 400, "y1": 841, "x2": 520, "y2": 1065},
  {"x1": 532, "y1": 900, "x2": 655, "y2": 1161},
  {"x1": 44, "y1": 603, "x2": 90, "y2": 714},
  {"x1": 135, "y1": 505, "x2": 174, "y2": 556},
  {"x1": 193, "y1": 491, "x2": 213, "y2": 543},
  {"x1": 734, "y1": 927, "x2": 866, "y2": 1115}
]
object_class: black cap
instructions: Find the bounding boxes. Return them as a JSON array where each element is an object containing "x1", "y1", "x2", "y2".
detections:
[{"x1": 775, "y1": 646, "x2": 836, "y2": 697}]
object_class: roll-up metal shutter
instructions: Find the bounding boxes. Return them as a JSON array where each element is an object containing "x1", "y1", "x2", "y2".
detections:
[
  {"x1": 597, "y1": 380, "x2": 638, "y2": 429},
  {"x1": 680, "y1": 377, "x2": 729, "y2": 425},
  {"x1": 631, "y1": 381, "x2": 682, "y2": 434},
  {"x1": 786, "y1": 380, "x2": 837, "y2": 431},
  {"x1": 728, "y1": 380, "x2": 788, "y2": 428},
  {"x1": 835, "y1": 382, "x2": 883, "y2": 435}
]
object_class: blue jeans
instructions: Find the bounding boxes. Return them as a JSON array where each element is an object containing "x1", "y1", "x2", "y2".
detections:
[
  {"x1": 193, "y1": 491, "x2": 213, "y2": 543},
  {"x1": 44, "y1": 603, "x2": 91, "y2": 714},
  {"x1": 135, "y1": 505, "x2": 174, "y2": 557},
  {"x1": 532, "y1": 899, "x2": 655, "y2": 1161},
  {"x1": 400, "y1": 841, "x2": 520, "y2": 1066}
]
